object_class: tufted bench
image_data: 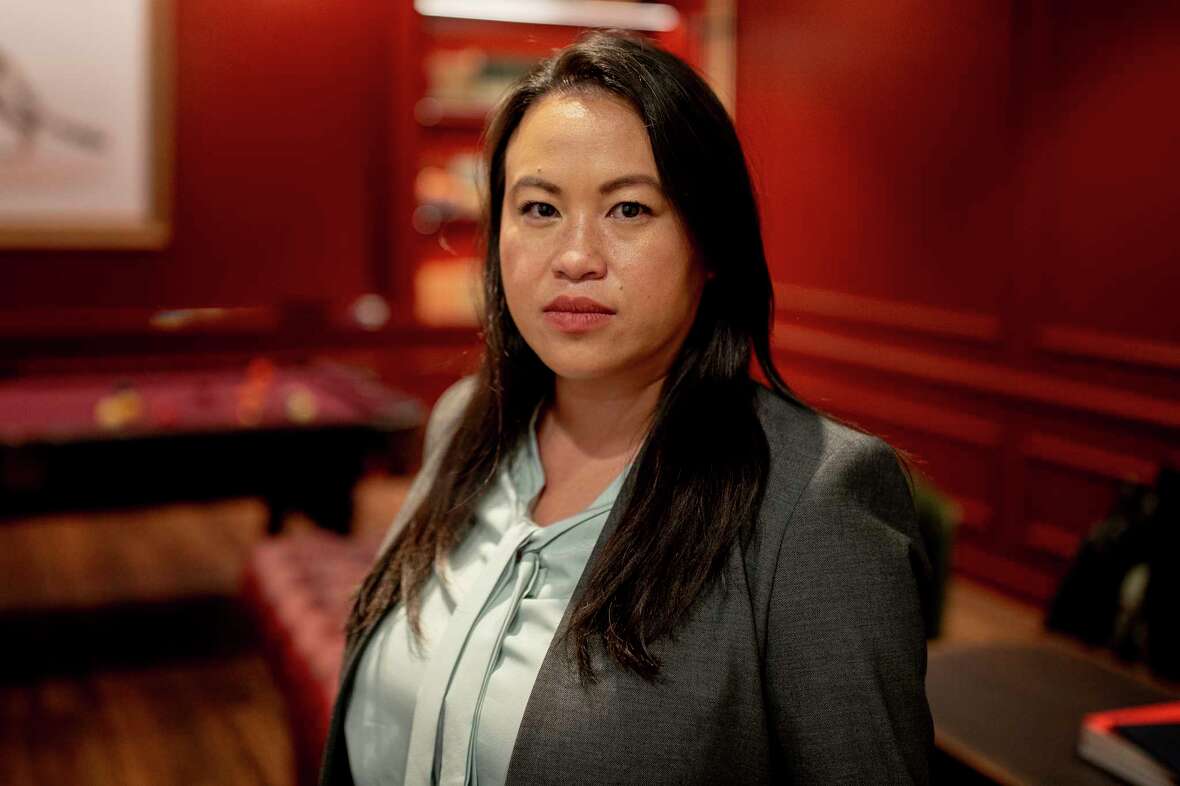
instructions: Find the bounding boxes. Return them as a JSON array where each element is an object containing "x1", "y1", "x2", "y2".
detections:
[{"x1": 241, "y1": 531, "x2": 381, "y2": 786}]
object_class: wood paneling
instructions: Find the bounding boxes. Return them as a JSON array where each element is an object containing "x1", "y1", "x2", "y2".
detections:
[
  {"x1": 775, "y1": 324, "x2": 1180, "y2": 429},
  {"x1": 789, "y1": 371, "x2": 1003, "y2": 447},
  {"x1": 1021, "y1": 432, "x2": 1157, "y2": 485},
  {"x1": 952, "y1": 542, "x2": 1058, "y2": 602},
  {"x1": 1024, "y1": 521, "x2": 1081, "y2": 561},
  {"x1": 1037, "y1": 325, "x2": 1180, "y2": 373},
  {"x1": 777, "y1": 284, "x2": 1003, "y2": 344},
  {"x1": 743, "y1": 0, "x2": 1180, "y2": 603}
]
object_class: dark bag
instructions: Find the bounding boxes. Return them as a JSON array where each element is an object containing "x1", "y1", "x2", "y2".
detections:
[
  {"x1": 1046, "y1": 466, "x2": 1179, "y2": 681},
  {"x1": 1045, "y1": 480, "x2": 1156, "y2": 646},
  {"x1": 1142, "y1": 466, "x2": 1179, "y2": 680}
]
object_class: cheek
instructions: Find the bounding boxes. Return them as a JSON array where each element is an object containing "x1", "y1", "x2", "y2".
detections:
[
  {"x1": 652, "y1": 273, "x2": 702, "y2": 331},
  {"x1": 498, "y1": 228, "x2": 526, "y2": 300},
  {"x1": 498, "y1": 223, "x2": 516, "y2": 271},
  {"x1": 625, "y1": 240, "x2": 702, "y2": 329}
]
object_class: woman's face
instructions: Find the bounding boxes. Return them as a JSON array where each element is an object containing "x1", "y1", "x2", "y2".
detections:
[{"x1": 498, "y1": 91, "x2": 706, "y2": 388}]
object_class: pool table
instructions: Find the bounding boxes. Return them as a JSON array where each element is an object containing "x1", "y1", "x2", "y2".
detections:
[{"x1": 0, "y1": 361, "x2": 423, "y2": 533}]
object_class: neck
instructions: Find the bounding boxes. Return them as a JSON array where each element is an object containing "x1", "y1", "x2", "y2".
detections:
[{"x1": 545, "y1": 373, "x2": 664, "y2": 459}]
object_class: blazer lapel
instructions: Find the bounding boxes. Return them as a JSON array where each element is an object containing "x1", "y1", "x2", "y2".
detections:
[{"x1": 504, "y1": 468, "x2": 636, "y2": 782}]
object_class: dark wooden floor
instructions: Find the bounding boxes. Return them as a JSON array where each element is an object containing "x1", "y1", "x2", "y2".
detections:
[{"x1": 0, "y1": 477, "x2": 409, "y2": 786}]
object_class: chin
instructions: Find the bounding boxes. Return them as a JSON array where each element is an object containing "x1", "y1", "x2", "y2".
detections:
[
  {"x1": 535, "y1": 355, "x2": 616, "y2": 382},
  {"x1": 530, "y1": 342, "x2": 620, "y2": 382},
  {"x1": 527, "y1": 328, "x2": 681, "y2": 387}
]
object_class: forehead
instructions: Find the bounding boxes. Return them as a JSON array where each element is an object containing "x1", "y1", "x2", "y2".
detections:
[{"x1": 504, "y1": 91, "x2": 658, "y2": 180}]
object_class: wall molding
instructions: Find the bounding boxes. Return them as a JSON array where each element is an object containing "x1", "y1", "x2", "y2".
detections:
[
  {"x1": 773, "y1": 323, "x2": 1180, "y2": 430},
  {"x1": 1021, "y1": 432, "x2": 1157, "y2": 483},
  {"x1": 785, "y1": 372, "x2": 996, "y2": 535},
  {"x1": 1024, "y1": 520, "x2": 1082, "y2": 560},
  {"x1": 955, "y1": 497, "x2": 992, "y2": 533},
  {"x1": 1037, "y1": 324, "x2": 1180, "y2": 372},
  {"x1": 952, "y1": 542, "x2": 1057, "y2": 603},
  {"x1": 774, "y1": 283, "x2": 1003, "y2": 343},
  {"x1": 789, "y1": 371, "x2": 1003, "y2": 447}
]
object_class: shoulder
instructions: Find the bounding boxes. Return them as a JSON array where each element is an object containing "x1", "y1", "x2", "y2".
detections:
[
  {"x1": 751, "y1": 385, "x2": 927, "y2": 606},
  {"x1": 371, "y1": 375, "x2": 478, "y2": 557},
  {"x1": 421, "y1": 375, "x2": 479, "y2": 459},
  {"x1": 754, "y1": 385, "x2": 914, "y2": 535},
  {"x1": 754, "y1": 384, "x2": 901, "y2": 484}
]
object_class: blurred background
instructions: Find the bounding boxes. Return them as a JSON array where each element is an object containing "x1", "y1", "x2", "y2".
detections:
[{"x1": 2, "y1": 1, "x2": 1178, "y2": 784}]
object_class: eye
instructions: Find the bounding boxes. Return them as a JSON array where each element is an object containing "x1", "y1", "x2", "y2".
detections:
[
  {"x1": 609, "y1": 201, "x2": 652, "y2": 220},
  {"x1": 520, "y1": 201, "x2": 559, "y2": 219}
]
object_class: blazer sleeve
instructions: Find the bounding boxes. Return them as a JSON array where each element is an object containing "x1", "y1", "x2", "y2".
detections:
[
  {"x1": 765, "y1": 434, "x2": 934, "y2": 785},
  {"x1": 373, "y1": 375, "x2": 476, "y2": 558}
]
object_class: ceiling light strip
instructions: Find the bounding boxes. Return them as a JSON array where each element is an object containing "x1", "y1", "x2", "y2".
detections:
[{"x1": 415, "y1": 0, "x2": 680, "y2": 33}]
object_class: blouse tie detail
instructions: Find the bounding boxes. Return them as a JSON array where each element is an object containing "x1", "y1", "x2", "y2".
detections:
[{"x1": 344, "y1": 411, "x2": 627, "y2": 786}]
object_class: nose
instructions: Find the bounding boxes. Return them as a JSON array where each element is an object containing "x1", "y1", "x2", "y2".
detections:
[{"x1": 551, "y1": 216, "x2": 606, "y2": 282}]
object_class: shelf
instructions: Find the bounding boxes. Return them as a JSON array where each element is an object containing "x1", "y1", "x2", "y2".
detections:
[
  {"x1": 415, "y1": 0, "x2": 680, "y2": 33},
  {"x1": 414, "y1": 97, "x2": 493, "y2": 130},
  {"x1": 412, "y1": 207, "x2": 479, "y2": 236}
]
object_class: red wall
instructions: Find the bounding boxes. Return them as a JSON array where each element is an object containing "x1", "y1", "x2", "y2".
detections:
[{"x1": 737, "y1": 0, "x2": 1180, "y2": 601}]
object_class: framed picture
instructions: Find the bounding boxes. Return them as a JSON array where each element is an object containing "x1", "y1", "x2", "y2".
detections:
[{"x1": 0, "y1": 0, "x2": 174, "y2": 249}]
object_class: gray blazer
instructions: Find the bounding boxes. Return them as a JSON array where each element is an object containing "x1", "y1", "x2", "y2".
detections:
[{"x1": 320, "y1": 379, "x2": 934, "y2": 785}]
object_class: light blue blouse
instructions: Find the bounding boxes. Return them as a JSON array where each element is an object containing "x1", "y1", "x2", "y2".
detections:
[{"x1": 344, "y1": 416, "x2": 626, "y2": 786}]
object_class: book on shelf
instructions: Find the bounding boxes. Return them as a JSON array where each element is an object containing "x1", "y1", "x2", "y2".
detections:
[{"x1": 1077, "y1": 700, "x2": 1180, "y2": 786}]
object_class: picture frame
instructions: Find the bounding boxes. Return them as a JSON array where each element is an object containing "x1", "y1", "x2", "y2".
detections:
[{"x1": 0, "y1": 0, "x2": 174, "y2": 249}]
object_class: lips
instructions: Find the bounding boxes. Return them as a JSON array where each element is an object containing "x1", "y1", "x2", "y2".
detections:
[
  {"x1": 542, "y1": 295, "x2": 616, "y2": 315},
  {"x1": 542, "y1": 295, "x2": 615, "y2": 333}
]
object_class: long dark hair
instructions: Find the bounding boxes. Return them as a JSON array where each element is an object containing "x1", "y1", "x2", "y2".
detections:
[{"x1": 346, "y1": 31, "x2": 801, "y2": 681}]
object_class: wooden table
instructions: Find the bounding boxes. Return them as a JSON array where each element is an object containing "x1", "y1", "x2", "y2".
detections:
[{"x1": 927, "y1": 642, "x2": 1179, "y2": 784}]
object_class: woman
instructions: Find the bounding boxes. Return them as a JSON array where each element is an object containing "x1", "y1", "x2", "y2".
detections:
[{"x1": 321, "y1": 31, "x2": 933, "y2": 786}]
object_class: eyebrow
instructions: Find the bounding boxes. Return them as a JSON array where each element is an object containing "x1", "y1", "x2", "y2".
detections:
[
  {"x1": 511, "y1": 176, "x2": 561, "y2": 196},
  {"x1": 509, "y1": 174, "x2": 662, "y2": 197},
  {"x1": 600, "y1": 174, "x2": 662, "y2": 194}
]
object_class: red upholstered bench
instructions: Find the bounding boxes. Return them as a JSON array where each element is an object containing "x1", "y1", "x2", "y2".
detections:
[{"x1": 241, "y1": 531, "x2": 381, "y2": 786}]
